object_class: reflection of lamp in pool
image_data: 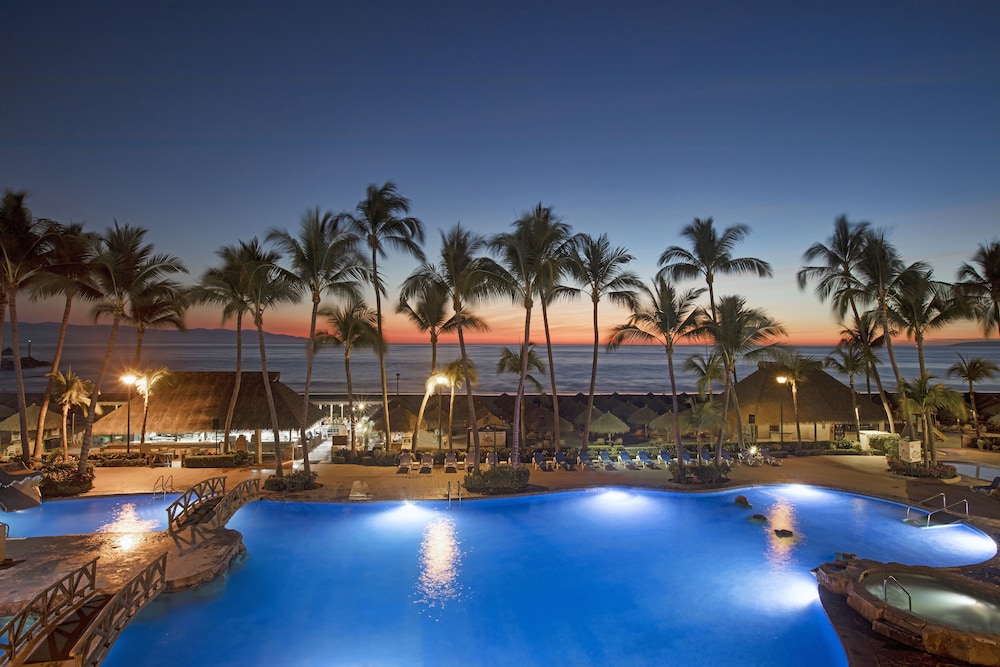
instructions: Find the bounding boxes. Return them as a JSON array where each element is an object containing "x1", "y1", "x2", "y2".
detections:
[
  {"x1": 776, "y1": 375, "x2": 788, "y2": 446},
  {"x1": 417, "y1": 517, "x2": 461, "y2": 609}
]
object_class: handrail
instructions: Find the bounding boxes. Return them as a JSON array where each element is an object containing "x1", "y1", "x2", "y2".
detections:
[
  {"x1": 905, "y1": 492, "x2": 947, "y2": 521},
  {"x1": 165, "y1": 476, "x2": 227, "y2": 532},
  {"x1": 208, "y1": 478, "x2": 260, "y2": 530},
  {"x1": 69, "y1": 552, "x2": 168, "y2": 667},
  {"x1": 152, "y1": 474, "x2": 175, "y2": 499},
  {"x1": 883, "y1": 575, "x2": 912, "y2": 611},
  {"x1": 0, "y1": 557, "x2": 98, "y2": 665},
  {"x1": 921, "y1": 499, "x2": 970, "y2": 527}
]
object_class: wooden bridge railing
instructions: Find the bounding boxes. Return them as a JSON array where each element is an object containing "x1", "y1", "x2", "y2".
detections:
[
  {"x1": 165, "y1": 476, "x2": 227, "y2": 532},
  {"x1": 208, "y1": 478, "x2": 261, "y2": 530},
  {"x1": 68, "y1": 552, "x2": 168, "y2": 667},
  {"x1": 0, "y1": 558, "x2": 98, "y2": 667}
]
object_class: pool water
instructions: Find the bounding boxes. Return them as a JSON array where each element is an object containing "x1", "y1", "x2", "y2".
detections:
[
  {"x1": 97, "y1": 485, "x2": 995, "y2": 667},
  {"x1": 866, "y1": 572, "x2": 1000, "y2": 634},
  {"x1": 1, "y1": 494, "x2": 179, "y2": 536}
]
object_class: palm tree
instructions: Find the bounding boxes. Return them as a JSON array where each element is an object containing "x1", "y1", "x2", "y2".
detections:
[
  {"x1": 124, "y1": 280, "x2": 188, "y2": 366},
  {"x1": 684, "y1": 350, "x2": 724, "y2": 401},
  {"x1": 840, "y1": 312, "x2": 894, "y2": 430},
  {"x1": 797, "y1": 215, "x2": 871, "y2": 325},
  {"x1": 607, "y1": 276, "x2": 703, "y2": 473},
  {"x1": 773, "y1": 351, "x2": 823, "y2": 446},
  {"x1": 316, "y1": 296, "x2": 384, "y2": 452},
  {"x1": 948, "y1": 354, "x2": 1000, "y2": 441},
  {"x1": 29, "y1": 223, "x2": 98, "y2": 460},
  {"x1": 344, "y1": 183, "x2": 425, "y2": 450},
  {"x1": 135, "y1": 366, "x2": 174, "y2": 447},
  {"x1": 825, "y1": 342, "x2": 866, "y2": 439},
  {"x1": 886, "y1": 268, "x2": 962, "y2": 375},
  {"x1": 187, "y1": 244, "x2": 253, "y2": 452},
  {"x1": 241, "y1": 238, "x2": 300, "y2": 476},
  {"x1": 680, "y1": 399, "x2": 723, "y2": 450},
  {"x1": 899, "y1": 373, "x2": 966, "y2": 464},
  {"x1": 442, "y1": 357, "x2": 477, "y2": 450},
  {"x1": 957, "y1": 239, "x2": 1000, "y2": 338},
  {"x1": 0, "y1": 190, "x2": 59, "y2": 460},
  {"x1": 489, "y1": 204, "x2": 571, "y2": 463},
  {"x1": 411, "y1": 225, "x2": 506, "y2": 470},
  {"x1": 77, "y1": 222, "x2": 187, "y2": 474},
  {"x1": 658, "y1": 217, "x2": 772, "y2": 321},
  {"x1": 696, "y1": 295, "x2": 786, "y2": 461},
  {"x1": 49, "y1": 369, "x2": 92, "y2": 460},
  {"x1": 397, "y1": 267, "x2": 451, "y2": 375},
  {"x1": 564, "y1": 233, "x2": 641, "y2": 449},
  {"x1": 496, "y1": 343, "x2": 546, "y2": 449},
  {"x1": 267, "y1": 208, "x2": 366, "y2": 475}
]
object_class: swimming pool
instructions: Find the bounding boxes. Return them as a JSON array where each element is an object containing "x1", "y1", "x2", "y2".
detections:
[
  {"x1": 1, "y1": 493, "x2": 179, "y2": 536},
  {"x1": 96, "y1": 485, "x2": 994, "y2": 667}
]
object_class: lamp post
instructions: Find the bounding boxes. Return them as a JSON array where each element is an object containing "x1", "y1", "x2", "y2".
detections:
[
  {"x1": 776, "y1": 375, "x2": 787, "y2": 446},
  {"x1": 121, "y1": 374, "x2": 137, "y2": 454},
  {"x1": 396, "y1": 373, "x2": 400, "y2": 396}
]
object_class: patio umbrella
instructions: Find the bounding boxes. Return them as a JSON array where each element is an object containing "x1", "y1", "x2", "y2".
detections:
[
  {"x1": 627, "y1": 405, "x2": 659, "y2": 427},
  {"x1": 589, "y1": 412, "x2": 629, "y2": 441},
  {"x1": 573, "y1": 407, "x2": 604, "y2": 427},
  {"x1": 648, "y1": 411, "x2": 675, "y2": 432}
]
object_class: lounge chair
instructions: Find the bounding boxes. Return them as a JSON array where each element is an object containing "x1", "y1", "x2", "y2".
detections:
[
  {"x1": 419, "y1": 453, "x2": 433, "y2": 473},
  {"x1": 740, "y1": 448, "x2": 762, "y2": 466},
  {"x1": 532, "y1": 451, "x2": 550, "y2": 471},
  {"x1": 597, "y1": 450, "x2": 616, "y2": 470},
  {"x1": 459, "y1": 452, "x2": 475, "y2": 470},
  {"x1": 397, "y1": 452, "x2": 413, "y2": 474},
  {"x1": 636, "y1": 451, "x2": 654, "y2": 468},
  {"x1": 553, "y1": 451, "x2": 570, "y2": 470},
  {"x1": 679, "y1": 449, "x2": 693, "y2": 465},
  {"x1": 759, "y1": 448, "x2": 782, "y2": 466},
  {"x1": 486, "y1": 452, "x2": 498, "y2": 469},
  {"x1": 578, "y1": 450, "x2": 594, "y2": 469},
  {"x1": 657, "y1": 450, "x2": 674, "y2": 466},
  {"x1": 443, "y1": 452, "x2": 458, "y2": 472},
  {"x1": 971, "y1": 476, "x2": 1000, "y2": 494},
  {"x1": 618, "y1": 450, "x2": 636, "y2": 469},
  {"x1": 698, "y1": 448, "x2": 712, "y2": 464},
  {"x1": 720, "y1": 450, "x2": 735, "y2": 466}
]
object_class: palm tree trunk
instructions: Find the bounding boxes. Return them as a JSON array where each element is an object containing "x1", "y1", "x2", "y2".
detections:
[
  {"x1": 134, "y1": 326, "x2": 146, "y2": 367},
  {"x1": 924, "y1": 411, "x2": 936, "y2": 464},
  {"x1": 223, "y1": 314, "x2": 244, "y2": 452},
  {"x1": 448, "y1": 385, "x2": 456, "y2": 450},
  {"x1": 849, "y1": 372, "x2": 861, "y2": 440},
  {"x1": 34, "y1": 295, "x2": 74, "y2": 459},
  {"x1": 792, "y1": 382, "x2": 802, "y2": 445},
  {"x1": 540, "y1": 299, "x2": 562, "y2": 452},
  {"x1": 915, "y1": 333, "x2": 926, "y2": 377},
  {"x1": 715, "y1": 367, "x2": 734, "y2": 460},
  {"x1": 666, "y1": 345, "x2": 684, "y2": 476},
  {"x1": 79, "y1": 316, "x2": 123, "y2": 474},
  {"x1": 458, "y1": 323, "x2": 480, "y2": 471},
  {"x1": 140, "y1": 396, "x2": 149, "y2": 446},
  {"x1": 969, "y1": 379, "x2": 980, "y2": 439},
  {"x1": 414, "y1": 384, "x2": 432, "y2": 450},
  {"x1": 582, "y1": 300, "x2": 599, "y2": 450},
  {"x1": 512, "y1": 304, "x2": 533, "y2": 467},
  {"x1": 372, "y1": 254, "x2": 392, "y2": 450},
  {"x1": 256, "y1": 320, "x2": 283, "y2": 477},
  {"x1": 9, "y1": 293, "x2": 32, "y2": 461},
  {"x1": 730, "y1": 373, "x2": 746, "y2": 450},
  {"x1": 345, "y1": 349, "x2": 356, "y2": 451},
  {"x1": 299, "y1": 298, "x2": 320, "y2": 476},
  {"x1": 869, "y1": 360, "x2": 895, "y2": 433}
]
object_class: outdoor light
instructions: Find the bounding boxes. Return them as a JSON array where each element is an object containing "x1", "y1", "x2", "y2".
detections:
[
  {"x1": 121, "y1": 374, "x2": 138, "y2": 455},
  {"x1": 776, "y1": 376, "x2": 787, "y2": 447}
]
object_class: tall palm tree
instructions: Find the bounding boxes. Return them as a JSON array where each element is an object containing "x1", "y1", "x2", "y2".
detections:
[
  {"x1": 496, "y1": 343, "x2": 546, "y2": 449},
  {"x1": 187, "y1": 244, "x2": 253, "y2": 452},
  {"x1": 77, "y1": 222, "x2": 187, "y2": 474},
  {"x1": 658, "y1": 217, "x2": 772, "y2": 321},
  {"x1": 344, "y1": 183, "x2": 425, "y2": 450},
  {"x1": 607, "y1": 277, "x2": 703, "y2": 473},
  {"x1": 397, "y1": 267, "x2": 451, "y2": 375},
  {"x1": 0, "y1": 190, "x2": 59, "y2": 460},
  {"x1": 696, "y1": 295, "x2": 786, "y2": 461},
  {"x1": 241, "y1": 238, "x2": 299, "y2": 476},
  {"x1": 29, "y1": 223, "x2": 98, "y2": 460},
  {"x1": 489, "y1": 205, "x2": 571, "y2": 463},
  {"x1": 948, "y1": 354, "x2": 1000, "y2": 441},
  {"x1": 135, "y1": 366, "x2": 174, "y2": 447},
  {"x1": 410, "y1": 225, "x2": 506, "y2": 470},
  {"x1": 684, "y1": 350, "x2": 724, "y2": 401},
  {"x1": 899, "y1": 373, "x2": 966, "y2": 464},
  {"x1": 886, "y1": 268, "x2": 962, "y2": 376},
  {"x1": 957, "y1": 239, "x2": 1000, "y2": 338},
  {"x1": 797, "y1": 215, "x2": 871, "y2": 325},
  {"x1": 564, "y1": 233, "x2": 641, "y2": 449},
  {"x1": 840, "y1": 312, "x2": 894, "y2": 430},
  {"x1": 48, "y1": 369, "x2": 92, "y2": 460},
  {"x1": 316, "y1": 296, "x2": 384, "y2": 452},
  {"x1": 681, "y1": 399, "x2": 723, "y2": 450},
  {"x1": 442, "y1": 357, "x2": 477, "y2": 451},
  {"x1": 773, "y1": 351, "x2": 823, "y2": 446},
  {"x1": 124, "y1": 280, "x2": 188, "y2": 366},
  {"x1": 825, "y1": 342, "x2": 866, "y2": 439},
  {"x1": 267, "y1": 208, "x2": 366, "y2": 475}
]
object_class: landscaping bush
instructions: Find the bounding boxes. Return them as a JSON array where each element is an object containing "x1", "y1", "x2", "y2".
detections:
[
  {"x1": 867, "y1": 434, "x2": 900, "y2": 456},
  {"x1": 263, "y1": 470, "x2": 318, "y2": 492},
  {"x1": 886, "y1": 457, "x2": 957, "y2": 479},
  {"x1": 88, "y1": 452, "x2": 150, "y2": 467},
  {"x1": 39, "y1": 460, "x2": 94, "y2": 497},
  {"x1": 669, "y1": 461, "x2": 730, "y2": 486},
  {"x1": 184, "y1": 454, "x2": 245, "y2": 468},
  {"x1": 464, "y1": 466, "x2": 530, "y2": 493}
]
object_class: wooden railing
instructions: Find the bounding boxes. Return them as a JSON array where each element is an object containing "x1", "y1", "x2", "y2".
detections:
[
  {"x1": 69, "y1": 552, "x2": 168, "y2": 667},
  {"x1": 208, "y1": 478, "x2": 260, "y2": 530},
  {"x1": 0, "y1": 558, "x2": 98, "y2": 666},
  {"x1": 165, "y1": 476, "x2": 227, "y2": 532}
]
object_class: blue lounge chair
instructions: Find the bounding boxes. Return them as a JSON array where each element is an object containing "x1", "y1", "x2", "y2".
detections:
[
  {"x1": 532, "y1": 451, "x2": 550, "y2": 471},
  {"x1": 698, "y1": 448, "x2": 712, "y2": 464},
  {"x1": 657, "y1": 450, "x2": 674, "y2": 466},
  {"x1": 636, "y1": 450, "x2": 654, "y2": 468},
  {"x1": 679, "y1": 449, "x2": 693, "y2": 465},
  {"x1": 618, "y1": 450, "x2": 636, "y2": 469},
  {"x1": 971, "y1": 476, "x2": 1000, "y2": 494},
  {"x1": 444, "y1": 452, "x2": 458, "y2": 472},
  {"x1": 419, "y1": 453, "x2": 433, "y2": 473},
  {"x1": 720, "y1": 450, "x2": 735, "y2": 466},
  {"x1": 740, "y1": 447, "x2": 762, "y2": 466},
  {"x1": 759, "y1": 448, "x2": 782, "y2": 466},
  {"x1": 578, "y1": 450, "x2": 594, "y2": 469},
  {"x1": 598, "y1": 450, "x2": 615, "y2": 469},
  {"x1": 553, "y1": 451, "x2": 570, "y2": 470},
  {"x1": 397, "y1": 452, "x2": 413, "y2": 474}
]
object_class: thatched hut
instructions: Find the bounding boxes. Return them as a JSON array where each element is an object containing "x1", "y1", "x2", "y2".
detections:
[{"x1": 734, "y1": 362, "x2": 886, "y2": 442}]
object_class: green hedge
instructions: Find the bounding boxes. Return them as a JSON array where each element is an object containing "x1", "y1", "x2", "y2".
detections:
[
  {"x1": 39, "y1": 461, "x2": 95, "y2": 497},
  {"x1": 89, "y1": 452, "x2": 151, "y2": 467},
  {"x1": 464, "y1": 466, "x2": 530, "y2": 493},
  {"x1": 183, "y1": 453, "x2": 248, "y2": 468},
  {"x1": 867, "y1": 434, "x2": 900, "y2": 456},
  {"x1": 886, "y1": 457, "x2": 957, "y2": 479},
  {"x1": 668, "y1": 461, "x2": 730, "y2": 485},
  {"x1": 264, "y1": 470, "x2": 318, "y2": 492}
]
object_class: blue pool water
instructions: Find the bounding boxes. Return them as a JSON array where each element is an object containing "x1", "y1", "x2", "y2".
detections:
[
  {"x1": 1, "y1": 494, "x2": 179, "y2": 536},
  {"x1": 95, "y1": 485, "x2": 995, "y2": 667}
]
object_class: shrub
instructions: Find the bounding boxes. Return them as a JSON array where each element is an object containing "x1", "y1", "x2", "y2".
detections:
[
  {"x1": 464, "y1": 466, "x2": 530, "y2": 493},
  {"x1": 184, "y1": 454, "x2": 244, "y2": 468},
  {"x1": 263, "y1": 470, "x2": 318, "y2": 492},
  {"x1": 39, "y1": 461, "x2": 95, "y2": 497},
  {"x1": 886, "y1": 457, "x2": 957, "y2": 479},
  {"x1": 668, "y1": 461, "x2": 730, "y2": 485},
  {"x1": 88, "y1": 452, "x2": 150, "y2": 467},
  {"x1": 867, "y1": 434, "x2": 900, "y2": 456}
]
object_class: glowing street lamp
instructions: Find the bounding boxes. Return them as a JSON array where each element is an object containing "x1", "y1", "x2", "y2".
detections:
[
  {"x1": 121, "y1": 373, "x2": 137, "y2": 455},
  {"x1": 776, "y1": 375, "x2": 787, "y2": 446}
]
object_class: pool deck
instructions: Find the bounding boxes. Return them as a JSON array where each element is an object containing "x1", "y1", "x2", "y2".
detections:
[{"x1": 4, "y1": 436, "x2": 1000, "y2": 666}]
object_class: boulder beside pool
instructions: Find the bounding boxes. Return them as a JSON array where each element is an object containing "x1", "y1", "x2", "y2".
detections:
[
  {"x1": 774, "y1": 529, "x2": 794, "y2": 538},
  {"x1": 735, "y1": 495, "x2": 751, "y2": 508},
  {"x1": 750, "y1": 514, "x2": 768, "y2": 524}
]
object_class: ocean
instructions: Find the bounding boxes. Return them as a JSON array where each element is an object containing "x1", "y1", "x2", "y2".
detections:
[{"x1": 2, "y1": 340, "x2": 998, "y2": 396}]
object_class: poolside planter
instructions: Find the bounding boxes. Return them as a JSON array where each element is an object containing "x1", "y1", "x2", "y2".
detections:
[{"x1": 898, "y1": 441, "x2": 922, "y2": 463}]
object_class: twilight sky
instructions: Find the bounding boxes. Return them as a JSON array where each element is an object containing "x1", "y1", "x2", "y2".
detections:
[{"x1": 3, "y1": 0, "x2": 998, "y2": 346}]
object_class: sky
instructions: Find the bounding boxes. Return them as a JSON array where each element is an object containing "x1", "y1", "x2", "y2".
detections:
[{"x1": 3, "y1": 0, "x2": 999, "y2": 346}]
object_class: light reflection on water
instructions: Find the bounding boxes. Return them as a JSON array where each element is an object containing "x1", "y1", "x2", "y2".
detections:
[
  {"x1": 765, "y1": 498, "x2": 799, "y2": 567},
  {"x1": 414, "y1": 516, "x2": 463, "y2": 615},
  {"x1": 96, "y1": 502, "x2": 161, "y2": 553}
]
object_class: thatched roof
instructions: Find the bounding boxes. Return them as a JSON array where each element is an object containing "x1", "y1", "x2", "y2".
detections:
[
  {"x1": 589, "y1": 411, "x2": 630, "y2": 435},
  {"x1": 0, "y1": 404, "x2": 62, "y2": 432},
  {"x1": 92, "y1": 371, "x2": 324, "y2": 435},
  {"x1": 627, "y1": 405, "x2": 660, "y2": 426},
  {"x1": 734, "y1": 362, "x2": 885, "y2": 424}
]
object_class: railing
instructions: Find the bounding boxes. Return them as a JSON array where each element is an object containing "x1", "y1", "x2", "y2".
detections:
[
  {"x1": 165, "y1": 476, "x2": 227, "y2": 532},
  {"x1": 1, "y1": 522, "x2": 7, "y2": 563},
  {"x1": 69, "y1": 552, "x2": 168, "y2": 667},
  {"x1": 152, "y1": 474, "x2": 175, "y2": 498},
  {"x1": 0, "y1": 558, "x2": 98, "y2": 666},
  {"x1": 208, "y1": 478, "x2": 260, "y2": 530},
  {"x1": 905, "y1": 493, "x2": 946, "y2": 521},
  {"x1": 905, "y1": 493, "x2": 968, "y2": 527},
  {"x1": 883, "y1": 575, "x2": 912, "y2": 611}
]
